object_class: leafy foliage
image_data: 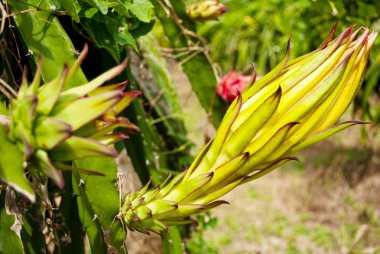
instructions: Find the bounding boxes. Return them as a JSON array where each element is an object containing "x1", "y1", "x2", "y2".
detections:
[
  {"x1": 59, "y1": 0, "x2": 154, "y2": 61},
  {"x1": 197, "y1": 0, "x2": 380, "y2": 74},
  {"x1": 0, "y1": 192, "x2": 24, "y2": 254},
  {"x1": 196, "y1": 0, "x2": 380, "y2": 123}
]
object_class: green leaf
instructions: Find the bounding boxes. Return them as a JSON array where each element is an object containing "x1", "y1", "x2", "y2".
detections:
[
  {"x1": 81, "y1": 14, "x2": 121, "y2": 61},
  {"x1": 116, "y1": 29, "x2": 138, "y2": 51},
  {"x1": 74, "y1": 157, "x2": 126, "y2": 251},
  {"x1": 124, "y1": 0, "x2": 154, "y2": 23},
  {"x1": 74, "y1": 158, "x2": 121, "y2": 228},
  {"x1": 163, "y1": 226, "x2": 183, "y2": 254},
  {"x1": 64, "y1": 159, "x2": 125, "y2": 254},
  {"x1": 84, "y1": 0, "x2": 109, "y2": 14},
  {"x1": 82, "y1": 7, "x2": 99, "y2": 18},
  {"x1": 9, "y1": 0, "x2": 87, "y2": 89},
  {"x1": 60, "y1": 0, "x2": 81, "y2": 22},
  {"x1": 0, "y1": 125, "x2": 35, "y2": 202},
  {"x1": 72, "y1": 172, "x2": 108, "y2": 254},
  {"x1": 0, "y1": 193, "x2": 24, "y2": 254}
]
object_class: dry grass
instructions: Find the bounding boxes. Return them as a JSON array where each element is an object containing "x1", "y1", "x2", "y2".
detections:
[{"x1": 197, "y1": 128, "x2": 380, "y2": 254}]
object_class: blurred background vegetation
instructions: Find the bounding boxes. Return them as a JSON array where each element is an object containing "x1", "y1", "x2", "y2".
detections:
[{"x1": 184, "y1": 0, "x2": 380, "y2": 124}]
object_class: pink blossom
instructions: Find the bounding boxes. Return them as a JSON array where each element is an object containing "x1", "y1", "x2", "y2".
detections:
[{"x1": 216, "y1": 71, "x2": 251, "y2": 103}]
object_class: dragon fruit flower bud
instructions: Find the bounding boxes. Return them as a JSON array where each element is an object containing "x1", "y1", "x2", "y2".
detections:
[
  {"x1": 0, "y1": 45, "x2": 139, "y2": 202},
  {"x1": 187, "y1": 0, "x2": 228, "y2": 21},
  {"x1": 120, "y1": 25, "x2": 377, "y2": 234}
]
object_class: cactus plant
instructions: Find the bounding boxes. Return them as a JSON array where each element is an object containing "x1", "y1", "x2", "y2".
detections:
[{"x1": 120, "y1": 25, "x2": 377, "y2": 234}]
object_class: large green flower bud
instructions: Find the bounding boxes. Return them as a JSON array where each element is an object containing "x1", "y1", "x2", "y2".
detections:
[
  {"x1": 121, "y1": 25, "x2": 377, "y2": 234},
  {"x1": 0, "y1": 45, "x2": 139, "y2": 202}
]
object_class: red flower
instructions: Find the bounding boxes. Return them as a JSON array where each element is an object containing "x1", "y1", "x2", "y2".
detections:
[{"x1": 216, "y1": 71, "x2": 251, "y2": 103}]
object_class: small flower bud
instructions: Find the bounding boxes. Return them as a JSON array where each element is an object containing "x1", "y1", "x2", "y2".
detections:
[
  {"x1": 216, "y1": 71, "x2": 252, "y2": 103},
  {"x1": 187, "y1": 0, "x2": 228, "y2": 21}
]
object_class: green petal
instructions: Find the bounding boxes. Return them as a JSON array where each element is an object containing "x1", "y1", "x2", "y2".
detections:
[
  {"x1": 113, "y1": 90, "x2": 141, "y2": 115},
  {"x1": 158, "y1": 171, "x2": 186, "y2": 199},
  {"x1": 34, "y1": 117, "x2": 72, "y2": 149},
  {"x1": 0, "y1": 126, "x2": 35, "y2": 202},
  {"x1": 59, "y1": 59, "x2": 127, "y2": 101},
  {"x1": 37, "y1": 67, "x2": 68, "y2": 115},
  {"x1": 244, "y1": 122, "x2": 298, "y2": 169},
  {"x1": 241, "y1": 157, "x2": 299, "y2": 184},
  {"x1": 11, "y1": 95, "x2": 37, "y2": 131},
  {"x1": 219, "y1": 87, "x2": 281, "y2": 162},
  {"x1": 51, "y1": 90, "x2": 122, "y2": 131},
  {"x1": 183, "y1": 153, "x2": 249, "y2": 202},
  {"x1": 154, "y1": 204, "x2": 204, "y2": 220},
  {"x1": 192, "y1": 177, "x2": 244, "y2": 205},
  {"x1": 89, "y1": 117, "x2": 138, "y2": 140},
  {"x1": 183, "y1": 140, "x2": 212, "y2": 181},
  {"x1": 290, "y1": 121, "x2": 370, "y2": 153},
  {"x1": 11, "y1": 122, "x2": 34, "y2": 158},
  {"x1": 252, "y1": 58, "x2": 349, "y2": 153},
  {"x1": 50, "y1": 136, "x2": 117, "y2": 161},
  {"x1": 33, "y1": 149, "x2": 64, "y2": 188},
  {"x1": 28, "y1": 56, "x2": 43, "y2": 95},
  {"x1": 145, "y1": 200, "x2": 177, "y2": 215},
  {"x1": 164, "y1": 173, "x2": 213, "y2": 203},
  {"x1": 243, "y1": 38, "x2": 291, "y2": 98},
  {"x1": 95, "y1": 133, "x2": 129, "y2": 145},
  {"x1": 88, "y1": 82, "x2": 127, "y2": 95},
  {"x1": 134, "y1": 205, "x2": 153, "y2": 220}
]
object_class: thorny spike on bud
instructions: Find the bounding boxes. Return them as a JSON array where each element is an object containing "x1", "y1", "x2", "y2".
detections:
[
  {"x1": 121, "y1": 25, "x2": 378, "y2": 234},
  {"x1": 186, "y1": 0, "x2": 228, "y2": 21},
  {"x1": 0, "y1": 47, "x2": 140, "y2": 201}
]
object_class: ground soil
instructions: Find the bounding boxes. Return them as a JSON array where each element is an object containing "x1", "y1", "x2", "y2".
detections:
[{"x1": 201, "y1": 128, "x2": 380, "y2": 254}]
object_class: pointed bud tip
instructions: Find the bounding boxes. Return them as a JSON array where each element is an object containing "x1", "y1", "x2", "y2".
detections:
[
  {"x1": 120, "y1": 58, "x2": 128, "y2": 69},
  {"x1": 274, "y1": 86, "x2": 282, "y2": 98},
  {"x1": 82, "y1": 44, "x2": 89, "y2": 55},
  {"x1": 289, "y1": 156, "x2": 301, "y2": 163},
  {"x1": 128, "y1": 90, "x2": 142, "y2": 97},
  {"x1": 107, "y1": 148, "x2": 118, "y2": 158}
]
